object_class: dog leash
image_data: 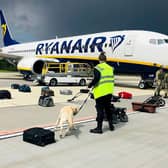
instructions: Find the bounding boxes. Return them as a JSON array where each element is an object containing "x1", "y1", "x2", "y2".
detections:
[
  {"x1": 78, "y1": 92, "x2": 91, "y2": 112},
  {"x1": 67, "y1": 92, "x2": 82, "y2": 102}
]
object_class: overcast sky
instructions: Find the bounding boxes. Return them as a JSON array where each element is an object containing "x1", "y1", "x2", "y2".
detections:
[{"x1": 0, "y1": 0, "x2": 168, "y2": 47}]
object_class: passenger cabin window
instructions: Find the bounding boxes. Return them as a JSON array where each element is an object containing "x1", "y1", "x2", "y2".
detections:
[
  {"x1": 149, "y1": 39, "x2": 157, "y2": 44},
  {"x1": 158, "y1": 39, "x2": 164, "y2": 45},
  {"x1": 149, "y1": 39, "x2": 168, "y2": 45}
]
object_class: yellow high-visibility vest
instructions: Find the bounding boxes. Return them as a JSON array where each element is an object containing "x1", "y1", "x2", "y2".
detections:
[{"x1": 93, "y1": 62, "x2": 114, "y2": 99}]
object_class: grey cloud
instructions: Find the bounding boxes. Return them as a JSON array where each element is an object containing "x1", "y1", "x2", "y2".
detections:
[{"x1": 0, "y1": 0, "x2": 168, "y2": 47}]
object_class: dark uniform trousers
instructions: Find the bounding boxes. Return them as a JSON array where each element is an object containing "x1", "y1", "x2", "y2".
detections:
[{"x1": 95, "y1": 94, "x2": 112, "y2": 126}]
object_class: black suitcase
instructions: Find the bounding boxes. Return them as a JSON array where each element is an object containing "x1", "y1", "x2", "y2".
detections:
[
  {"x1": 11, "y1": 83, "x2": 20, "y2": 89},
  {"x1": 38, "y1": 96, "x2": 54, "y2": 107},
  {"x1": 0, "y1": 90, "x2": 11, "y2": 99},
  {"x1": 23, "y1": 127, "x2": 56, "y2": 146}
]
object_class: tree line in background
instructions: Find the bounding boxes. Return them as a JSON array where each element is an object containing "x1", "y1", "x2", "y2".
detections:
[{"x1": 0, "y1": 60, "x2": 17, "y2": 71}]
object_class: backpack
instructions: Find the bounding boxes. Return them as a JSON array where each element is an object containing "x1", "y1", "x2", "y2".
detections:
[
  {"x1": 38, "y1": 96, "x2": 54, "y2": 107},
  {"x1": 19, "y1": 84, "x2": 31, "y2": 92}
]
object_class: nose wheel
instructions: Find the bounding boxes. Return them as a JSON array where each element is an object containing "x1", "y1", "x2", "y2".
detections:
[{"x1": 138, "y1": 81, "x2": 147, "y2": 89}]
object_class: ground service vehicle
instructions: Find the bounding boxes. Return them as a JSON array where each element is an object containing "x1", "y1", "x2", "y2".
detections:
[{"x1": 35, "y1": 62, "x2": 93, "y2": 86}]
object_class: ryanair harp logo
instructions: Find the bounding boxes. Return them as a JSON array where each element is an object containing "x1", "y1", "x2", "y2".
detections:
[
  {"x1": 1, "y1": 24, "x2": 7, "y2": 36},
  {"x1": 110, "y1": 35, "x2": 125, "y2": 52}
]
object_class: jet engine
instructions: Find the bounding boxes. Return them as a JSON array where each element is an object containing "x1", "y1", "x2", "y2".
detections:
[{"x1": 17, "y1": 57, "x2": 59, "y2": 78}]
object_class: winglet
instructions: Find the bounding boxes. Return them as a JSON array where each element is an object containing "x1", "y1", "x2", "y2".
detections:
[{"x1": 0, "y1": 10, "x2": 19, "y2": 46}]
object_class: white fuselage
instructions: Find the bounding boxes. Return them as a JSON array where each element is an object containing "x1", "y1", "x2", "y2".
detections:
[{"x1": 1, "y1": 30, "x2": 168, "y2": 74}]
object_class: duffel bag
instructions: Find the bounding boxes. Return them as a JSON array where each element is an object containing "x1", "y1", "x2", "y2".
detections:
[
  {"x1": 118, "y1": 91, "x2": 132, "y2": 99},
  {"x1": 19, "y1": 84, "x2": 31, "y2": 92},
  {"x1": 23, "y1": 127, "x2": 56, "y2": 146},
  {"x1": 11, "y1": 83, "x2": 20, "y2": 89}
]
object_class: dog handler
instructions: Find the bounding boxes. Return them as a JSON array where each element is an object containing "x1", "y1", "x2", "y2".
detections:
[{"x1": 88, "y1": 51, "x2": 115, "y2": 134}]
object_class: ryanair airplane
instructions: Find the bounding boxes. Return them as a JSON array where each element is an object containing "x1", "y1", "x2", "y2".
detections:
[{"x1": 0, "y1": 10, "x2": 168, "y2": 88}]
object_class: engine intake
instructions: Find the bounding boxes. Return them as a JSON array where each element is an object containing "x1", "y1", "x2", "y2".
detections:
[{"x1": 33, "y1": 60, "x2": 45, "y2": 74}]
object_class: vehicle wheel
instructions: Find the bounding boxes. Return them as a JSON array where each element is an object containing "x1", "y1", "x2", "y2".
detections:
[
  {"x1": 23, "y1": 74, "x2": 32, "y2": 81},
  {"x1": 158, "y1": 99, "x2": 166, "y2": 107},
  {"x1": 79, "y1": 79, "x2": 86, "y2": 86},
  {"x1": 138, "y1": 82, "x2": 146, "y2": 89},
  {"x1": 49, "y1": 79, "x2": 57, "y2": 86}
]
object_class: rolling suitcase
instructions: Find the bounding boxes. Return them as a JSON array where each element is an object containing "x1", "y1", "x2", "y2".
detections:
[
  {"x1": 23, "y1": 127, "x2": 56, "y2": 146},
  {"x1": 38, "y1": 96, "x2": 54, "y2": 107}
]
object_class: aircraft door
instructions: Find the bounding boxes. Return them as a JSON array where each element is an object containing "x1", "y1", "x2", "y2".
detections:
[{"x1": 124, "y1": 36, "x2": 135, "y2": 57}]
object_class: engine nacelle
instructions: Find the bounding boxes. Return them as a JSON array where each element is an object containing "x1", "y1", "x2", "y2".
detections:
[{"x1": 17, "y1": 57, "x2": 59, "y2": 75}]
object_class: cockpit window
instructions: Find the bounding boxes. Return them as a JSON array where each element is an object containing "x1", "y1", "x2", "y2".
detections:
[
  {"x1": 149, "y1": 39, "x2": 168, "y2": 45},
  {"x1": 164, "y1": 39, "x2": 168, "y2": 43}
]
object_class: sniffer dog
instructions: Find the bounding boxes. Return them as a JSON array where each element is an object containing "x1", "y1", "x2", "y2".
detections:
[{"x1": 55, "y1": 105, "x2": 78, "y2": 138}]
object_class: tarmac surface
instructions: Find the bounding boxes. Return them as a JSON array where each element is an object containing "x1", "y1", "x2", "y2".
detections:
[{"x1": 0, "y1": 72, "x2": 168, "y2": 168}]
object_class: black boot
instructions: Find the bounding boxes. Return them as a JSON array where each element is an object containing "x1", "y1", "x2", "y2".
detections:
[
  {"x1": 109, "y1": 121, "x2": 115, "y2": 131},
  {"x1": 90, "y1": 122, "x2": 103, "y2": 134},
  {"x1": 164, "y1": 93, "x2": 168, "y2": 98}
]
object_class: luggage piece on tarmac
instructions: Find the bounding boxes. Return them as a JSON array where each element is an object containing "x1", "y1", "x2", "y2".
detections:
[
  {"x1": 113, "y1": 107, "x2": 128, "y2": 123},
  {"x1": 41, "y1": 86, "x2": 54, "y2": 96},
  {"x1": 80, "y1": 89, "x2": 90, "y2": 93},
  {"x1": 59, "y1": 89, "x2": 72, "y2": 95},
  {"x1": 111, "y1": 95, "x2": 121, "y2": 102},
  {"x1": 132, "y1": 102, "x2": 157, "y2": 113},
  {"x1": 23, "y1": 127, "x2": 56, "y2": 146},
  {"x1": 38, "y1": 96, "x2": 54, "y2": 107},
  {"x1": 118, "y1": 91, "x2": 132, "y2": 99},
  {"x1": 19, "y1": 84, "x2": 31, "y2": 92},
  {"x1": 11, "y1": 83, "x2": 20, "y2": 89},
  {"x1": 116, "y1": 107, "x2": 128, "y2": 122},
  {"x1": 109, "y1": 105, "x2": 128, "y2": 124},
  {"x1": 132, "y1": 95, "x2": 165, "y2": 113},
  {"x1": 0, "y1": 90, "x2": 11, "y2": 99},
  {"x1": 67, "y1": 89, "x2": 90, "y2": 102},
  {"x1": 143, "y1": 95, "x2": 165, "y2": 107}
]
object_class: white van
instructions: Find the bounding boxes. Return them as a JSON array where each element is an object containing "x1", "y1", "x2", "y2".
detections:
[{"x1": 35, "y1": 62, "x2": 93, "y2": 86}]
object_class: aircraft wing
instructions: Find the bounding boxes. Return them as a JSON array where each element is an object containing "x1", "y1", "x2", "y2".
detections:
[{"x1": 0, "y1": 51, "x2": 22, "y2": 60}]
